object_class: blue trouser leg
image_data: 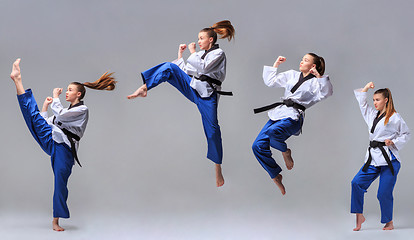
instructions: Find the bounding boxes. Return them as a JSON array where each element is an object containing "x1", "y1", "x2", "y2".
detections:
[
  {"x1": 197, "y1": 93, "x2": 222, "y2": 164},
  {"x1": 141, "y1": 62, "x2": 223, "y2": 164},
  {"x1": 351, "y1": 160, "x2": 400, "y2": 223},
  {"x1": 252, "y1": 118, "x2": 301, "y2": 178},
  {"x1": 52, "y1": 143, "x2": 74, "y2": 218},
  {"x1": 377, "y1": 160, "x2": 400, "y2": 223},
  {"x1": 17, "y1": 89, "x2": 54, "y2": 155},
  {"x1": 351, "y1": 165, "x2": 379, "y2": 214},
  {"x1": 17, "y1": 89, "x2": 73, "y2": 218},
  {"x1": 141, "y1": 62, "x2": 197, "y2": 103}
]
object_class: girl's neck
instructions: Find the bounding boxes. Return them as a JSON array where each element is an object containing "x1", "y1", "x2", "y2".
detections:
[
  {"x1": 302, "y1": 71, "x2": 310, "y2": 77},
  {"x1": 71, "y1": 99, "x2": 80, "y2": 106}
]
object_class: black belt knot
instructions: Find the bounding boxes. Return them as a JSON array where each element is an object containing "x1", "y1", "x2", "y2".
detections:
[
  {"x1": 253, "y1": 99, "x2": 306, "y2": 114},
  {"x1": 369, "y1": 140, "x2": 384, "y2": 148},
  {"x1": 362, "y1": 140, "x2": 394, "y2": 175}
]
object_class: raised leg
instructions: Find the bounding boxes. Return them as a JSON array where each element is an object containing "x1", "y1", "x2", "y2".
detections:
[{"x1": 351, "y1": 165, "x2": 379, "y2": 230}]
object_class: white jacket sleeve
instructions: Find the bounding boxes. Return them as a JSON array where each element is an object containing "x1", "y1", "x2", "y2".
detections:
[
  {"x1": 354, "y1": 89, "x2": 376, "y2": 125},
  {"x1": 392, "y1": 115, "x2": 411, "y2": 151},
  {"x1": 313, "y1": 75, "x2": 333, "y2": 101},
  {"x1": 262, "y1": 66, "x2": 290, "y2": 88}
]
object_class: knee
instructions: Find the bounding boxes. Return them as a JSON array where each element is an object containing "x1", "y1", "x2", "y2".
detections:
[
  {"x1": 377, "y1": 190, "x2": 393, "y2": 202},
  {"x1": 351, "y1": 178, "x2": 361, "y2": 190},
  {"x1": 252, "y1": 141, "x2": 259, "y2": 153},
  {"x1": 252, "y1": 139, "x2": 265, "y2": 154}
]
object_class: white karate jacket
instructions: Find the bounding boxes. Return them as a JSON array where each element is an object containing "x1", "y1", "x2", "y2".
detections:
[
  {"x1": 172, "y1": 47, "x2": 226, "y2": 98},
  {"x1": 262, "y1": 66, "x2": 333, "y2": 121},
  {"x1": 355, "y1": 89, "x2": 410, "y2": 166},
  {"x1": 40, "y1": 98, "x2": 89, "y2": 151}
]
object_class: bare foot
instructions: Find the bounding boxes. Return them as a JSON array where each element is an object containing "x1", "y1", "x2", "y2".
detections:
[
  {"x1": 272, "y1": 174, "x2": 286, "y2": 195},
  {"x1": 10, "y1": 58, "x2": 25, "y2": 95},
  {"x1": 282, "y1": 148, "x2": 294, "y2": 170},
  {"x1": 383, "y1": 221, "x2": 394, "y2": 230},
  {"x1": 353, "y1": 213, "x2": 365, "y2": 231},
  {"x1": 52, "y1": 218, "x2": 65, "y2": 231},
  {"x1": 127, "y1": 84, "x2": 147, "y2": 99},
  {"x1": 215, "y1": 164, "x2": 224, "y2": 187}
]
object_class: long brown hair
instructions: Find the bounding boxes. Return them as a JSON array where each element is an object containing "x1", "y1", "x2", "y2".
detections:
[
  {"x1": 71, "y1": 71, "x2": 117, "y2": 100},
  {"x1": 307, "y1": 53, "x2": 325, "y2": 76},
  {"x1": 200, "y1": 20, "x2": 235, "y2": 45},
  {"x1": 374, "y1": 88, "x2": 396, "y2": 125}
]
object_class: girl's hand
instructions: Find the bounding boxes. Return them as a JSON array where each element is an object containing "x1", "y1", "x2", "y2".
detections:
[
  {"x1": 362, "y1": 82, "x2": 374, "y2": 92},
  {"x1": 188, "y1": 42, "x2": 196, "y2": 54},
  {"x1": 385, "y1": 139, "x2": 394, "y2": 146},
  {"x1": 42, "y1": 97, "x2": 53, "y2": 112},
  {"x1": 273, "y1": 56, "x2": 286, "y2": 68},
  {"x1": 310, "y1": 66, "x2": 321, "y2": 78},
  {"x1": 53, "y1": 88, "x2": 62, "y2": 98},
  {"x1": 178, "y1": 44, "x2": 187, "y2": 54},
  {"x1": 178, "y1": 44, "x2": 187, "y2": 59}
]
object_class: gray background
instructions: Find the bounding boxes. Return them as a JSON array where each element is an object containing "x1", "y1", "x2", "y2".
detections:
[{"x1": 1, "y1": 0, "x2": 414, "y2": 239}]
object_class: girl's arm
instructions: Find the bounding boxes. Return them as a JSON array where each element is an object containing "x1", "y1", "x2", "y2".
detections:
[
  {"x1": 262, "y1": 56, "x2": 291, "y2": 88},
  {"x1": 354, "y1": 82, "x2": 377, "y2": 125},
  {"x1": 389, "y1": 116, "x2": 411, "y2": 151},
  {"x1": 172, "y1": 44, "x2": 188, "y2": 71}
]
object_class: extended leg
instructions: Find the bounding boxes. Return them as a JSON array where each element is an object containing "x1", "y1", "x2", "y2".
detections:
[{"x1": 128, "y1": 62, "x2": 196, "y2": 103}]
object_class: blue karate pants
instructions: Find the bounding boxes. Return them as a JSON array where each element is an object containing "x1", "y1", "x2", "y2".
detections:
[
  {"x1": 252, "y1": 118, "x2": 301, "y2": 179},
  {"x1": 141, "y1": 62, "x2": 223, "y2": 164},
  {"x1": 351, "y1": 157, "x2": 400, "y2": 224},
  {"x1": 18, "y1": 89, "x2": 74, "y2": 218}
]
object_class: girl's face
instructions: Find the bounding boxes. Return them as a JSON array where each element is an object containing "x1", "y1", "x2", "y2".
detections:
[
  {"x1": 373, "y1": 93, "x2": 388, "y2": 112},
  {"x1": 198, "y1": 31, "x2": 214, "y2": 50},
  {"x1": 299, "y1": 54, "x2": 316, "y2": 74},
  {"x1": 66, "y1": 84, "x2": 81, "y2": 103}
]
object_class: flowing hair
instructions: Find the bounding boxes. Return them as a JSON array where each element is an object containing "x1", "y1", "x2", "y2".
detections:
[
  {"x1": 200, "y1": 20, "x2": 235, "y2": 44},
  {"x1": 307, "y1": 53, "x2": 325, "y2": 76},
  {"x1": 71, "y1": 72, "x2": 117, "y2": 100},
  {"x1": 374, "y1": 88, "x2": 396, "y2": 125}
]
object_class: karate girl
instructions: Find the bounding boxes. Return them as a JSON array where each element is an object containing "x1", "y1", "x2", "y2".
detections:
[
  {"x1": 127, "y1": 20, "x2": 235, "y2": 187},
  {"x1": 252, "y1": 54, "x2": 333, "y2": 195},
  {"x1": 351, "y1": 82, "x2": 410, "y2": 231},
  {"x1": 10, "y1": 59, "x2": 116, "y2": 231}
]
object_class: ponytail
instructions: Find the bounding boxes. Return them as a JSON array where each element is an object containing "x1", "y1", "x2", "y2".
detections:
[
  {"x1": 201, "y1": 20, "x2": 235, "y2": 44},
  {"x1": 71, "y1": 72, "x2": 117, "y2": 100},
  {"x1": 307, "y1": 53, "x2": 325, "y2": 76},
  {"x1": 374, "y1": 88, "x2": 396, "y2": 125}
]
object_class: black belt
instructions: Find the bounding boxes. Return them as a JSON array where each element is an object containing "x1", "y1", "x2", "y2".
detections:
[
  {"x1": 190, "y1": 75, "x2": 233, "y2": 96},
  {"x1": 362, "y1": 140, "x2": 394, "y2": 175},
  {"x1": 61, "y1": 128, "x2": 82, "y2": 167},
  {"x1": 253, "y1": 99, "x2": 306, "y2": 114},
  {"x1": 53, "y1": 117, "x2": 82, "y2": 167}
]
